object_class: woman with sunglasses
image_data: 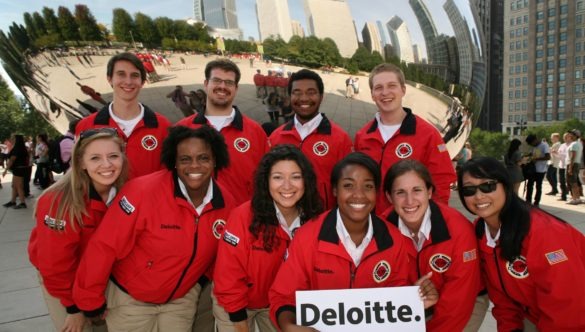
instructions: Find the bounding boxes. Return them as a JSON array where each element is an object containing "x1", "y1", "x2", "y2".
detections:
[
  {"x1": 457, "y1": 156, "x2": 585, "y2": 331},
  {"x1": 382, "y1": 159, "x2": 482, "y2": 331},
  {"x1": 269, "y1": 153, "x2": 437, "y2": 331},
  {"x1": 213, "y1": 145, "x2": 323, "y2": 332},
  {"x1": 29, "y1": 128, "x2": 128, "y2": 332},
  {"x1": 73, "y1": 125, "x2": 236, "y2": 331}
]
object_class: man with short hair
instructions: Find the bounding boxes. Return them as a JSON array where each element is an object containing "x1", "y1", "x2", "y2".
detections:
[
  {"x1": 565, "y1": 129, "x2": 583, "y2": 205},
  {"x1": 546, "y1": 133, "x2": 561, "y2": 195},
  {"x1": 75, "y1": 52, "x2": 171, "y2": 179},
  {"x1": 525, "y1": 134, "x2": 550, "y2": 206},
  {"x1": 269, "y1": 69, "x2": 353, "y2": 209},
  {"x1": 253, "y1": 69, "x2": 266, "y2": 99},
  {"x1": 557, "y1": 133, "x2": 570, "y2": 201},
  {"x1": 354, "y1": 63, "x2": 455, "y2": 215}
]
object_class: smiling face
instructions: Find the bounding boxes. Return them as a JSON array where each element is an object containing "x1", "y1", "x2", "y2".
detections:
[
  {"x1": 461, "y1": 172, "x2": 506, "y2": 225},
  {"x1": 81, "y1": 138, "x2": 124, "y2": 193},
  {"x1": 386, "y1": 171, "x2": 432, "y2": 230},
  {"x1": 334, "y1": 164, "x2": 377, "y2": 227},
  {"x1": 107, "y1": 60, "x2": 144, "y2": 103},
  {"x1": 371, "y1": 71, "x2": 406, "y2": 115},
  {"x1": 175, "y1": 137, "x2": 214, "y2": 202},
  {"x1": 204, "y1": 68, "x2": 238, "y2": 110},
  {"x1": 290, "y1": 79, "x2": 323, "y2": 124},
  {"x1": 269, "y1": 160, "x2": 305, "y2": 216}
]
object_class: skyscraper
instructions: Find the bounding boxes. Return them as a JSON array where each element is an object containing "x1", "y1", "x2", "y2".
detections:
[
  {"x1": 386, "y1": 16, "x2": 415, "y2": 64},
  {"x1": 194, "y1": 0, "x2": 204, "y2": 21},
  {"x1": 362, "y1": 22, "x2": 383, "y2": 55},
  {"x1": 291, "y1": 20, "x2": 305, "y2": 37},
  {"x1": 199, "y1": 0, "x2": 239, "y2": 29},
  {"x1": 256, "y1": 0, "x2": 293, "y2": 42},
  {"x1": 376, "y1": 20, "x2": 389, "y2": 47},
  {"x1": 444, "y1": 0, "x2": 475, "y2": 86}
]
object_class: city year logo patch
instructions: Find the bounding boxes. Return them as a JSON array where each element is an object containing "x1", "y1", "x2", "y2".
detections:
[
  {"x1": 141, "y1": 135, "x2": 158, "y2": 151},
  {"x1": 395, "y1": 142, "x2": 413, "y2": 158},
  {"x1": 44, "y1": 215, "x2": 66, "y2": 231},
  {"x1": 506, "y1": 256, "x2": 529, "y2": 279},
  {"x1": 234, "y1": 138, "x2": 250, "y2": 152},
  {"x1": 313, "y1": 141, "x2": 329, "y2": 156},
  {"x1": 212, "y1": 219, "x2": 226, "y2": 239},
  {"x1": 119, "y1": 196, "x2": 135, "y2": 215},
  {"x1": 429, "y1": 253, "x2": 452, "y2": 273},
  {"x1": 223, "y1": 230, "x2": 240, "y2": 247},
  {"x1": 373, "y1": 260, "x2": 391, "y2": 283}
]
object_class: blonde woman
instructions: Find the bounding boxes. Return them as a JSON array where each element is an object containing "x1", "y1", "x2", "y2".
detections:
[{"x1": 29, "y1": 128, "x2": 128, "y2": 332}]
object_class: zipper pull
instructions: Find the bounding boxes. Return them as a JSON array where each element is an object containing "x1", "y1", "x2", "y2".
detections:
[{"x1": 147, "y1": 260, "x2": 153, "y2": 268}]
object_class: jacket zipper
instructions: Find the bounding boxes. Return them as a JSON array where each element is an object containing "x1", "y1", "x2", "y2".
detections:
[
  {"x1": 165, "y1": 215, "x2": 200, "y2": 303},
  {"x1": 349, "y1": 262, "x2": 356, "y2": 288}
]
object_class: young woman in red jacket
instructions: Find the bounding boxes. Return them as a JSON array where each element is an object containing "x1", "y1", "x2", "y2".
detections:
[
  {"x1": 29, "y1": 128, "x2": 128, "y2": 332},
  {"x1": 458, "y1": 156, "x2": 585, "y2": 331},
  {"x1": 213, "y1": 144, "x2": 323, "y2": 332}
]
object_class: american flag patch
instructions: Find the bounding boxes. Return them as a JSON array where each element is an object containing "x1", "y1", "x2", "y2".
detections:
[
  {"x1": 545, "y1": 249, "x2": 568, "y2": 265},
  {"x1": 438, "y1": 144, "x2": 447, "y2": 152},
  {"x1": 463, "y1": 249, "x2": 477, "y2": 262}
]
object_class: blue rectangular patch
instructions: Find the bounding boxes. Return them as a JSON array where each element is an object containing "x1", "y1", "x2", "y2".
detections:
[
  {"x1": 438, "y1": 144, "x2": 447, "y2": 152},
  {"x1": 463, "y1": 249, "x2": 477, "y2": 262},
  {"x1": 545, "y1": 249, "x2": 568, "y2": 265}
]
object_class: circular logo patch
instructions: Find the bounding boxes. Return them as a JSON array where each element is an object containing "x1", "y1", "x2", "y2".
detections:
[
  {"x1": 373, "y1": 260, "x2": 391, "y2": 283},
  {"x1": 234, "y1": 138, "x2": 250, "y2": 152},
  {"x1": 395, "y1": 142, "x2": 413, "y2": 158},
  {"x1": 429, "y1": 253, "x2": 452, "y2": 273},
  {"x1": 141, "y1": 135, "x2": 158, "y2": 151},
  {"x1": 506, "y1": 256, "x2": 529, "y2": 279},
  {"x1": 212, "y1": 219, "x2": 226, "y2": 239},
  {"x1": 313, "y1": 141, "x2": 329, "y2": 156}
]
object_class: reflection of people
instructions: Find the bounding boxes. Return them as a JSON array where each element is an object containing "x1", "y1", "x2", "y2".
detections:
[
  {"x1": 29, "y1": 129, "x2": 128, "y2": 332},
  {"x1": 213, "y1": 145, "x2": 323, "y2": 332},
  {"x1": 73, "y1": 126, "x2": 236, "y2": 331},
  {"x1": 189, "y1": 89, "x2": 207, "y2": 113},
  {"x1": 457, "y1": 157, "x2": 585, "y2": 331},
  {"x1": 269, "y1": 69, "x2": 353, "y2": 209},
  {"x1": 76, "y1": 52, "x2": 171, "y2": 179},
  {"x1": 504, "y1": 139, "x2": 524, "y2": 195},
  {"x1": 167, "y1": 85, "x2": 194, "y2": 117},
  {"x1": 76, "y1": 82, "x2": 108, "y2": 105},
  {"x1": 354, "y1": 63, "x2": 455, "y2": 215}
]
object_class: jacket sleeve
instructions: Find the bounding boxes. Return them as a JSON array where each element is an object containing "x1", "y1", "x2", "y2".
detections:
[
  {"x1": 73, "y1": 188, "x2": 145, "y2": 316},
  {"x1": 488, "y1": 257, "x2": 525, "y2": 331},
  {"x1": 213, "y1": 207, "x2": 251, "y2": 322},
  {"x1": 423, "y1": 130, "x2": 456, "y2": 204}
]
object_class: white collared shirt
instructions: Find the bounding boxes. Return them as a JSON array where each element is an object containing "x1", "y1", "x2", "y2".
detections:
[
  {"x1": 274, "y1": 203, "x2": 301, "y2": 239},
  {"x1": 109, "y1": 103, "x2": 144, "y2": 137},
  {"x1": 178, "y1": 178, "x2": 214, "y2": 215},
  {"x1": 294, "y1": 113, "x2": 323, "y2": 140},
  {"x1": 484, "y1": 222, "x2": 501, "y2": 248},
  {"x1": 336, "y1": 210, "x2": 374, "y2": 266},
  {"x1": 105, "y1": 187, "x2": 117, "y2": 206},
  {"x1": 398, "y1": 206, "x2": 432, "y2": 252},
  {"x1": 206, "y1": 108, "x2": 236, "y2": 131},
  {"x1": 375, "y1": 112, "x2": 401, "y2": 143}
]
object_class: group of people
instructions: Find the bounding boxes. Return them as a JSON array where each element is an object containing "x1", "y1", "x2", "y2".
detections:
[
  {"x1": 253, "y1": 69, "x2": 294, "y2": 125},
  {"x1": 345, "y1": 76, "x2": 360, "y2": 98},
  {"x1": 10, "y1": 52, "x2": 584, "y2": 332},
  {"x1": 166, "y1": 85, "x2": 207, "y2": 117}
]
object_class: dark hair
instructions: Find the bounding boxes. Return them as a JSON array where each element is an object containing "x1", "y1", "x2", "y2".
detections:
[
  {"x1": 507, "y1": 138, "x2": 521, "y2": 160},
  {"x1": 383, "y1": 159, "x2": 435, "y2": 194},
  {"x1": 204, "y1": 59, "x2": 241, "y2": 85},
  {"x1": 287, "y1": 69, "x2": 324, "y2": 95},
  {"x1": 457, "y1": 157, "x2": 530, "y2": 261},
  {"x1": 250, "y1": 145, "x2": 323, "y2": 252},
  {"x1": 69, "y1": 119, "x2": 80, "y2": 134},
  {"x1": 37, "y1": 133, "x2": 49, "y2": 145},
  {"x1": 161, "y1": 125, "x2": 229, "y2": 171},
  {"x1": 525, "y1": 134, "x2": 537, "y2": 145},
  {"x1": 106, "y1": 52, "x2": 146, "y2": 83},
  {"x1": 331, "y1": 152, "x2": 381, "y2": 190},
  {"x1": 12, "y1": 134, "x2": 27, "y2": 154}
]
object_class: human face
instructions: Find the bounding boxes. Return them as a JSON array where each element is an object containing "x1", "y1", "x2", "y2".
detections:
[
  {"x1": 107, "y1": 60, "x2": 144, "y2": 102},
  {"x1": 386, "y1": 171, "x2": 432, "y2": 229},
  {"x1": 371, "y1": 71, "x2": 406, "y2": 114},
  {"x1": 204, "y1": 68, "x2": 238, "y2": 109},
  {"x1": 461, "y1": 173, "x2": 506, "y2": 226},
  {"x1": 175, "y1": 137, "x2": 214, "y2": 201},
  {"x1": 269, "y1": 160, "x2": 305, "y2": 216},
  {"x1": 81, "y1": 138, "x2": 124, "y2": 193},
  {"x1": 334, "y1": 164, "x2": 377, "y2": 227},
  {"x1": 290, "y1": 79, "x2": 323, "y2": 123}
]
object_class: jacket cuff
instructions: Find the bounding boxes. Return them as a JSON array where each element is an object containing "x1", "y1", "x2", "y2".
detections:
[
  {"x1": 83, "y1": 302, "x2": 107, "y2": 318},
  {"x1": 198, "y1": 275, "x2": 210, "y2": 288},
  {"x1": 228, "y1": 308, "x2": 248, "y2": 322},
  {"x1": 275, "y1": 305, "x2": 296, "y2": 327},
  {"x1": 66, "y1": 304, "x2": 81, "y2": 314}
]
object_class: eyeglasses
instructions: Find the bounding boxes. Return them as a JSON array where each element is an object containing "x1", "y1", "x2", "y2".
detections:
[
  {"x1": 79, "y1": 127, "x2": 118, "y2": 141},
  {"x1": 209, "y1": 77, "x2": 236, "y2": 87},
  {"x1": 461, "y1": 180, "x2": 498, "y2": 197}
]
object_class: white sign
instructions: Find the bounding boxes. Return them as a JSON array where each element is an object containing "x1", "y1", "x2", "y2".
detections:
[{"x1": 295, "y1": 286, "x2": 425, "y2": 331}]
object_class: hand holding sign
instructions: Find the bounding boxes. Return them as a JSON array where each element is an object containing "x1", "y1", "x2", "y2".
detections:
[{"x1": 415, "y1": 272, "x2": 439, "y2": 309}]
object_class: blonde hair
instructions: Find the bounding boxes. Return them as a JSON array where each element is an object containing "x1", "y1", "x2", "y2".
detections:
[
  {"x1": 368, "y1": 63, "x2": 406, "y2": 89},
  {"x1": 34, "y1": 132, "x2": 128, "y2": 231}
]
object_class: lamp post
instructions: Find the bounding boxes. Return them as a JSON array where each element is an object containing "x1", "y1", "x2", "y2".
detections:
[{"x1": 515, "y1": 118, "x2": 527, "y2": 136}]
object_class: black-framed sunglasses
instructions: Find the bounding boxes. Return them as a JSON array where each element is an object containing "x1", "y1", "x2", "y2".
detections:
[
  {"x1": 79, "y1": 127, "x2": 118, "y2": 141},
  {"x1": 461, "y1": 180, "x2": 498, "y2": 197}
]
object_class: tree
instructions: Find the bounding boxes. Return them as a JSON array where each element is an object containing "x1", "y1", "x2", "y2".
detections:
[
  {"x1": 74, "y1": 4, "x2": 102, "y2": 41},
  {"x1": 174, "y1": 20, "x2": 198, "y2": 40},
  {"x1": 57, "y1": 6, "x2": 80, "y2": 41},
  {"x1": 112, "y1": 8, "x2": 135, "y2": 43},
  {"x1": 134, "y1": 13, "x2": 160, "y2": 48},
  {"x1": 32, "y1": 12, "x2": 47, "y2": 37},
  {"x1": 154, "y1": 17, "x2": 175, "y2": 39},
  {"x1": 0, "y1": 76, "x2": 22, "y2": 141},
  {"x1": 42, "y1": 7, "x2": 62, "y2": 40},
  {"x1": 23, "y1": 12, "x2": 38, "y2": 40},
  {"x1": 468, "y1": 128, "x2": 511, "y2": 160},
  {"x1": 8, "y1": 23, "x2": 31, "y2": 52},
  {"x1": 351, "y1": 46, "x2": 384, "y2": 72},
  {"x1": 524, "y1": 118, "x2": 585, "y2": 141}
]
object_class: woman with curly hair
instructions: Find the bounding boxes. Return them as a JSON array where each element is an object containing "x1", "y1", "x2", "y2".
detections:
[{"x1": 213, "y1": 144, "x2": 323, "y2": 332}]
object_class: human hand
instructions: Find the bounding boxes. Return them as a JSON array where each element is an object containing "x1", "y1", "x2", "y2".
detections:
[
  {"x1": 234, "y1": 320, "x2": 250, "y2": 332},
  {"x1": 61, "y1": 312, "x2": 88, "y2": 332},
  {"x1": 415, "y1": 272, "x2": 439, "y2": 309}
]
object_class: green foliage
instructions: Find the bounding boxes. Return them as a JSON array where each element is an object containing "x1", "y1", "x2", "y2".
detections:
[
  {"x1": 75, "y1": 4, "x2": 103, "y2": 41},
  {"x1": 468, "y1": 128, "x2": 511, "y2": 160},
  {"x1": 224, "y1": 39, "x2": 256, "y2": 53},
  {"x1": 23, "y1": 13, "x2": 38, "y2": 40},
  {"x1": 524, "y1": 118, "x2": 585, "y2": 141},
  {"x1": 350, "y1": 46, "x2": 384, "y2": 72},
  {"x1": 57, "y1": 6, "x2": 80, "y2": 41},
  {"x1": 34, "y1": 33, "x2": 62, "y2": 49},
  {"x1": 154, "y1": 17, "x2": 175, "y2": 39},
  {"x1": 32, "y1": 12, "x2": 47, "y2": 36},
  {"x1": 112, "y1": 8, "x2": 135, "y2": 43},
  {"x1": 134, "y1": 13, "x2": 160, "y2": 48},
  {"x1": 8, "y1": 23, "x2": 31, "y2": 52},
  {"x1": 42, "y1": 7, "x2": 61, "y2": 38}
]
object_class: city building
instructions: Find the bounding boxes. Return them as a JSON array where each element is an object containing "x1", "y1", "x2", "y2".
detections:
[
  {"x1": 193, "y1": 0, "x2": 242, "y2": 40},
  {"x1": 291, "y1": 20, "x2": 305, "y2": 37},
  {"x1": 303, "y1": 0, "x2": 359, "y2": 58},
  {"x1": 376, "y1": 20, "x2": 389, "y2": 46},
  {"x1": 409, "y1": 0, "x2": 449, "y2": 66},
  {"x1": 386, "y1": 15, "x2": 415, "y2": 64},
  {"x1": 194, "y1": 0, "x2": 204, "y2": 21},
  {"x1": 362, "y1": 22, "x2": 384, "y2": 55},
  {"x1": 256, "y1": 0, "x2": 293, "y2": 42},
  {"x1": 444, "y1": 0, "x2": 476, "y2": 86}
]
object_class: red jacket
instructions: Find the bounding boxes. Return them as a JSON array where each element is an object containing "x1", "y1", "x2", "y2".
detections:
[
  {"x1": 214, "y1": 201, "x2": 291, "y2": 322},
  {"x1": 476, "y1": 209, "x2": 585, "y2": 331},
  {"x1": 269, "y1": 209, "x2": 410, "y2": 326},
  {"x1": 384, "y1": 200, "x2": 481, "y2": 331},
  {"x1": 253, "y1": 73, "x2": 265, "y2": 86},
  {"x1": 73, "y1": 170, "x2": 236, "y2": 316},
  {"x1": 76, "y1": 104, "x2": 170, "y2": 179},
  {"x1": 265, "y1": 74, "x2": 277, "y2": 87},
  {"x1": 354, "y1": 108, "x2": 455, "y2": 214},
  {"x1": 28, "y1": 187, "x2": 107, "y2": 314},
  {"x1": 175, "y1": 106, "x2": 269, "y2": 205},
  {"x1": 269, "y1": 115, "x2": 353, "y2": 209}
]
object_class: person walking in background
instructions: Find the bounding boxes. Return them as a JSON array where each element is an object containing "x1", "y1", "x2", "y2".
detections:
[
  {"x1": 345, "y1": 76, "x2": 354, "y2": 98},
  {"x1": 167, "y1": 85, "x2": 194, "y2": 117},
  {"x1": 264, "y1": 92, "x2": 280, "y2": 125},
  {"x1": 557, "y1": 133, "x2": 569, "y2": 201},
  {"x1": 253, "y1": 69, "x2": 266, "y2": 99},
  {"x1": 188, "y1": 89, "x2": 207, "y2": 113},
  {"x1": 546, "y1": 133, "x2": 561, "y2": 196},
  {"x1": 34, "y1": 133, "x2": 51, "y2": 189},
  {"x1": 2, "y1": 135, "x2": 29, "y2": 209},
  {"x1": 504, "y1": 138, "x2": 525, "y2": 195},
  {"x1": 565, "y1": 129, "x2": 583, "y2": 205},
  {"x1": 524, "y1": 134, "x2": 550, "y2": 207}
]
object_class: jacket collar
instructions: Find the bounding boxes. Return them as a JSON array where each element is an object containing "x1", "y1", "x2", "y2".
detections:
[
  {"x1": 386, "y1": 200, "x2": 451, "y2": 244},
  {"x1": 191, "y1": 105, "x2": 244, "y2": 131},
  {"x1": 283, "y1": 113, "x2": 332, "y2": 135},
  {"x1": 94, "y1": 103, "x2": 159, "y2": 128},
  {"x1": 366, "y1": 107, "x2": 416, "y2": 135},
  {"x1": 172, "y1": 170, "x2": 226, "y2": 210}
]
